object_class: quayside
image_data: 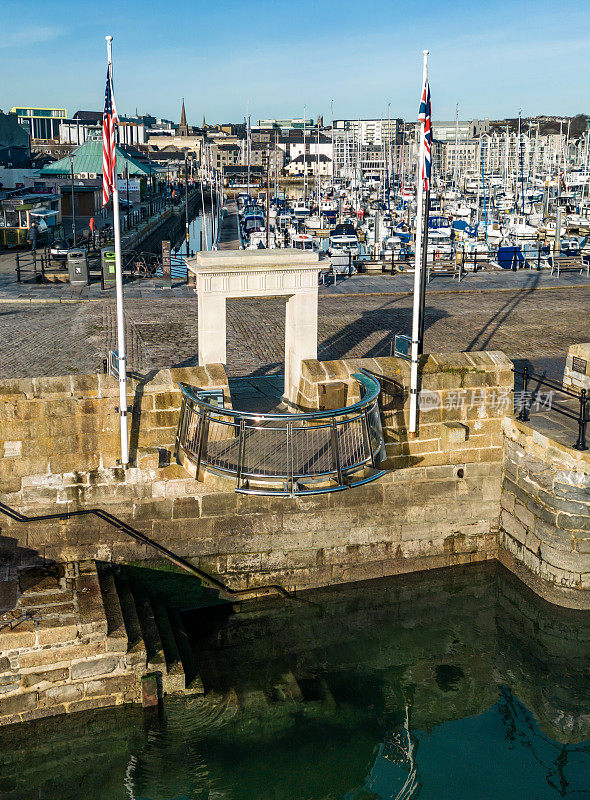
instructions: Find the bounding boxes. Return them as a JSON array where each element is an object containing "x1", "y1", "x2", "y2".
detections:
[{"x1": 0, "y1": 561, "x2": 588, "y2": 800}]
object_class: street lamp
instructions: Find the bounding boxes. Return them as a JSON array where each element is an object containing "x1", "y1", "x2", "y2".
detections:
[{"x1": 69, "y1": 154, "x2": 76, "y2": 247}]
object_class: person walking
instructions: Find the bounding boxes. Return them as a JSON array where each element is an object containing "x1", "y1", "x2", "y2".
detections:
[{"x1": 27, "y1": 221, "x2": 38, "y2": 255}]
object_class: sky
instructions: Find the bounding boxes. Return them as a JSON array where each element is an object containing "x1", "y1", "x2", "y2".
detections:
[{"x1": 1, "y1": 0, "x2": 589, "y2": 125}]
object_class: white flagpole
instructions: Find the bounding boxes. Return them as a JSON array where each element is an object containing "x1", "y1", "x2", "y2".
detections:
[
  {"x1": 106, "y1": 35, "x2": 129, "y2": 466},
  {"x1": 409, "y1": 49, "x2": 429, "y2": 436}
]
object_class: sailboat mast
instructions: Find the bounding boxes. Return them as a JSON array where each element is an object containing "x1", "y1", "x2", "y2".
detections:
[
  {"x1": 330, "y1": 99, "x2": 334, "y2": 191},
  {"x1": 454, "y1": 103, "x2": 459, "y2": 189},
  {"x1": 303, "y1": 104, "x2": 308, "y2": 203}
]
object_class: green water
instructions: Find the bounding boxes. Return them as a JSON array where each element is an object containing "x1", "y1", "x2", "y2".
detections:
[{"x1": 1, "y1": 563, "x2": 588, "y2": 800}]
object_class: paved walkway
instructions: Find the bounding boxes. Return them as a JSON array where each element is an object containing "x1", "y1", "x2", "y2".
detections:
[
  {"x1": 0, "y1": 276, "x2": 587, "y2": 381},
  {"x1": 218, "y1": 201, "x2": 241, "y2": 250}
]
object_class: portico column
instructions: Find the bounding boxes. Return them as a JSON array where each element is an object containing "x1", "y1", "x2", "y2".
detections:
[
  {"x1": 198, "y1": 294, "x2": 227, "y2": 366},
  {"x1": 285, "y1": 288, "x2": 318, "y2": 403}
]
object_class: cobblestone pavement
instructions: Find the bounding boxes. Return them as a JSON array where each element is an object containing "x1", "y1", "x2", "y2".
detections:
[{"x1": 0, "y1": 280, "x2": 588, "y2": 379}]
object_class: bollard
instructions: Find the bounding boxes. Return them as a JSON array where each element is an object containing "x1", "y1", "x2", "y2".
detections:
[
  {"x1": 518, "y1": 365, "x2": 530, "y2": 421},
  {"x1": 537, "y1": 247, "x2": 541, "y2": 271},
  {"x1": 575, "y1": 389, "x2": 588, "y2": 451}
]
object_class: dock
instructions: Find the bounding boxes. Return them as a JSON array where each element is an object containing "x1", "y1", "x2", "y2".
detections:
[{"x1": 218, "y1": 200, "x2": 241, "y2": 250}]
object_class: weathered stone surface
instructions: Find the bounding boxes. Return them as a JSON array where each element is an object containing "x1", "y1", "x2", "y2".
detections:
[
  {"x1": 70, "y1": 656, "x2": 119, "y2": 680},
  {"x1": 22, "y1": 666, "x2": 69, "y2": 688},
  {"x1": 0, "y1": 690, "x2": 37, "y2": 717}
]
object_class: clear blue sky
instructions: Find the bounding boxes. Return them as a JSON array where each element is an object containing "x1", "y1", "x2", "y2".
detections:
[{"x1": 1, "y1": 0, "x2": 589, "y2": 124}]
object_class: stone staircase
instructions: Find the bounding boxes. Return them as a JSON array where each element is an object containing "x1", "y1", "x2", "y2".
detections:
[{"x1": 96, "y1": 563, "x2": 206, "y2": 696}]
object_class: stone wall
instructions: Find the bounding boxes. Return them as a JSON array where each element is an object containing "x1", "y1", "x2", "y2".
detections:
[
  {"x1": 0, "y1": 352, "x2": 511, "y2": 594},
  {"x1": 298, "y1": 352, "x2": 511, "y2": 469},
  {"x1": 0, "y1": 561, "x2": 140, "y2": 726},
  {"x1": 563, "y1": 342, "x2": 590, "y2": 392},
  {"x1": 0, "y1": 363, "x2": 229, "y2": 497},
  {"x1": 499, "y1": 416, "x2": 590, "y2": 609}
]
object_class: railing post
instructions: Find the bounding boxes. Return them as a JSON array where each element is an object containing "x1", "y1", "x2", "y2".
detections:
[
  {"x1": 287, "y1": 421, "x2": 294, "y2": 496},
  {"x1": 330, "y1": 418, "x2": 343, "y2": 486},
  {"x1": 236, "y1": 418, "x2": 246, "y2": 489},
  {"x1": 362, "y1": 410, "x2": 376, "y2": 468},
  {"x1": 575, "y1": 389, "x2": 588, "y2": 451},
  {"x1": 195, "y1": 409, "x2": 209, "y2": 478},
  {"x1": 518, "y1": 365, "x2": 530, "y2": 422}
]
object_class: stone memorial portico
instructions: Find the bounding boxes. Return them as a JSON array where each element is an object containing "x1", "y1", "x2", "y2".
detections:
[{"x1": 186, "y1": 249, "x2": 322, "y2": 402}]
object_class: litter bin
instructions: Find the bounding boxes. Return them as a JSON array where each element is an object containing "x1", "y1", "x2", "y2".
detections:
[
  {"x1": 101, "y1": 247, "x2": 116, "y2": 289},
  {"x1": 67, "y1": 249, "x2": 89, "y2": 286}
]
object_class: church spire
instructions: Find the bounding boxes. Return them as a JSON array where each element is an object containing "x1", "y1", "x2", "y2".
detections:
[{"x1": 179, "y1": 98, "x2": 188, "y2": 136}]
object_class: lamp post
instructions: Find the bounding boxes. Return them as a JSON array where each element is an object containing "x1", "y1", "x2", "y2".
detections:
[
  {"x1": 185, "y1": 151, "x2": 190, "y2": 257},
  {"x1": 125, "y1": 162, "x2": 130, "y2": 228},
  {"x1": 69, "y1": 155, "x2": 76, "y2": 246}
]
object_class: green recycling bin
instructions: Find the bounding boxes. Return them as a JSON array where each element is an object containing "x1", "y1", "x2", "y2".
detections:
[{"x1": 101, "y1": 247, "x2": 116, "y2": 290}]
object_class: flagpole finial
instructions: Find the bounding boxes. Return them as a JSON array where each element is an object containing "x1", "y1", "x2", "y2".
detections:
[
  {"x1": 423, "y1": 49, "x2": 429, "y2": 54},
  {"x1": 106, "y1": 35, "x2": 113, "y2": 42}
]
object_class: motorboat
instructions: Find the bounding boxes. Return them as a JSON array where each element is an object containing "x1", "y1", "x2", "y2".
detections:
[
  {"x1": 247, "y1": 231, "x2": 276, "y2": 249},
  {"x1": 290, "y1": 232, "x2": 315, "y2": 251},
  {"x1": 291, "y1": 199, "x2": 310, "y2": 219},
  {"x1": 328, "y1": 222, "x2": 359, "y2": 256}
]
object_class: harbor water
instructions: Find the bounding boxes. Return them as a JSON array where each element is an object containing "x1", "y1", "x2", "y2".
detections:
[
  {"x1": 1, "y1": 563, "x2": 588, "y2": 799},
  {"x1": 173, "y1": 207, "x2": 215, "y2": 256}
]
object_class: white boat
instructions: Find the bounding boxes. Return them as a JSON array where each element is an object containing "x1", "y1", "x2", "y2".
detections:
[
  {"x1": 304, "y1": 215, "x2": 323, "y2": 230},
  {"x1": 291, "y1": 199, "x2": 310, "y2": 219},
  {"x1": 247, "y1": 231, "x2": 276, "y2": 249},
  {"x1": 290, "y1": 232, "x2": 315, "y2": 251},
  {"x1": 504, "y1": 214, "x2": 538, "y2": 240}
]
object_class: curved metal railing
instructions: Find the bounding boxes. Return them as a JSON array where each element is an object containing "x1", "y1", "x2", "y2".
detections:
[{"x1": 175, "y1": 371, "x2": 387, "y2": 496}]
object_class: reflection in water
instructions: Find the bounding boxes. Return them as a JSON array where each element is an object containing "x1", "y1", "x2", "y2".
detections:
[
  {"x1": 0, "y1": 564, "x2": 588, "y2": 800},
  {"x1": 173, "y1": 207, "x2": 214, "y2": 256}
]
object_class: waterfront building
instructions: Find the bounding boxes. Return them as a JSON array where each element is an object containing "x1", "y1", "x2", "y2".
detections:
[
  {"x1": 0, "y1": 112, "x2": 31, "y2": 168},
  {"x1": 60, "y1": 112, "x2": 147, "y2": 148},
  {"x1": 284, "y1": 152, "x2": 332, "y2": 177},
  {"x1": 256, "y1": 118, "x2": 314, "y2": 132},
  {"x1": 9, "y1": 105, "x2": 67, "y2": 142},
  {"x1": 333, "y1": 118, "x2": 402, "y2": 148}
]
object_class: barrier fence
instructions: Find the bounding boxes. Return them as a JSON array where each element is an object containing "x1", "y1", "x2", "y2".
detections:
[{"x1": 175, "y1": 371, "x2": 386, "y2": 496}]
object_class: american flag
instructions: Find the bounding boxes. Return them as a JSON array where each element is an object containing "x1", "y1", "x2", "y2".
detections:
[
  {"x1": 418, "y1": 79, "x2": 432, "y2": 192},
  {"x1": 102, "y1": 64, "x2": 118, "y2": 206}
]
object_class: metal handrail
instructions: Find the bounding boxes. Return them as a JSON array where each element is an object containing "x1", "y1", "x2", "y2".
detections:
[
  {"x1": 512, "y1": 366, "x2": 588, "y2": 451},
  {"x1": 0, "y1": 501, "x2": 292, "y2": 602},
  {"x1": 178, "y1": 371, "x2": 381, "y2": 422},
  {"x1": 175, "y1": 370, "x2": 387, "y2": 496}
]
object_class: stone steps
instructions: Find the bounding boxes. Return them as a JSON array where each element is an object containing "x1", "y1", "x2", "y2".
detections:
[
  {"x1": 99, "y1": 564, "x2": 210, "y2": 698},
  {"x1": 168, "y1": 608, "x2": 204, "y2": 695},
  {"x1": 151, "y1": 600, "x2": 185, "y2": 693},
  {"x1": 110, "y1": 574, "x2": 147, "y2": 669}
]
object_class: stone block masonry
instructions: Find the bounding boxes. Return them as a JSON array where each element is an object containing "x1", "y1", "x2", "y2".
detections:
[
  {"x1": 499, "y1": 417, "x2": 590, "y2": 609},
  {"x1": 0, "y1": 351, "x2": 511, "y2": 595},
  {"x1": 563, "y1": 342, "x2": 590, "y2": 393},
  {"x1": 0, "y1": 347, "x2": 587, "y2": 609},
  {"x1": 0, "y1": 561, "x2": 141, "y2": 726}
]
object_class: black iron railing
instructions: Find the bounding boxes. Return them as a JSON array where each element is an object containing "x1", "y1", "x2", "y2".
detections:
[
  {"x1": 0, "y1": 502, "x2": 291, "y2": 601},
  {"x1": 513, "y1": 366, "x2": 588, "y2": 451},
  {"x1": 175, "y1": 371, "x2": 387, "y2": 496}
]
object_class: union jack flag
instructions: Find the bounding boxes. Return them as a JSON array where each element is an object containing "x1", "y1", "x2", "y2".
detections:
[
  {"x1": 102, "y1": 64, "x2": 118, "y2": 206},
  {"x1": 418, "y1": 79, "x2": 432, "y2": 192}
]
